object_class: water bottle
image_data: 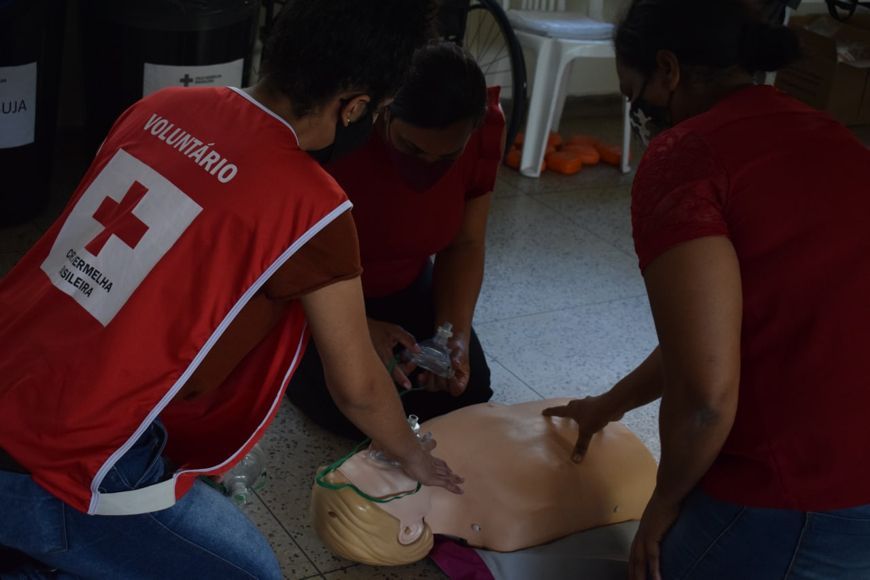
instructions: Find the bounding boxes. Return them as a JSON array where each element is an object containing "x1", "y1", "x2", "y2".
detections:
[
  {"x1": 403, "y1": 322, "x2": 455, "y2": 379},
  {"x1": 220, "y1": 444, "x2": 267, "y2": 505}
]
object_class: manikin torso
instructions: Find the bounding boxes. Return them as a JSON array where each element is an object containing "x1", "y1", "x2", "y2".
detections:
[{"x1": 332, "y1": 399, "x2": 656, "y2": 552}]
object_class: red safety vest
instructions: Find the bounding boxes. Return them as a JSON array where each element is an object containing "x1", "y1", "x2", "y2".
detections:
[{"x1": 0, "y1": 87, "x2": 351, "y2": 515}]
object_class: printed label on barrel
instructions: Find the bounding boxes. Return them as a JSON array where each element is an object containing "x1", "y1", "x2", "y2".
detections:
[
  {"x1": 0, "y1": 62, "x2": 37, "y2": 149},
  {"x1": 142, "y1": 59, "x2": 245, "y2": 97}
]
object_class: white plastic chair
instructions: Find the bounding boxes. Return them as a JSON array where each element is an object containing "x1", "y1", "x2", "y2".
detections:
[{"x1": 504, "y1": 0, "x2": 632, "y2": 177}]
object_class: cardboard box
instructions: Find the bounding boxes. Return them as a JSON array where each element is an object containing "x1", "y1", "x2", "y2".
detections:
[{"x1": 775, "y1": 14, "x2": 870, "y2": 126}]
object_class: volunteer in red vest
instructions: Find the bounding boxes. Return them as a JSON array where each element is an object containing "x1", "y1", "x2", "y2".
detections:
[
  {"x1": 544, "y1": 1, "x2": 870, "y2": 578},
  {"x1": 0, "y1": 1, "x2": 464, "y2": 578},
  {"x1": 287, "y1": 42, "x2": 506, "y2": 439}
]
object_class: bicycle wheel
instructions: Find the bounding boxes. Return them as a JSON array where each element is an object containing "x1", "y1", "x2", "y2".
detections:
[{"x1": 462, "y1": 0, "x2": 528, "y2": 158}]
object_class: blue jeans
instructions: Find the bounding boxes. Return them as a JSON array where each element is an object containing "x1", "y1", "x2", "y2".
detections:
[
  {"x1": 0, "y1": 422, "x2": 281, "y2": 579},
  {"x1": 661, "y1": 489, "x2": 870, "y2": 580}
]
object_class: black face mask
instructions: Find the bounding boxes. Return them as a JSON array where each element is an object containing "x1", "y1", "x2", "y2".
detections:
[
  {"x1": 308, "y1": 102, "x2": 374, "y2": 165},
  {"x1": 629, "y1": 78, "x2": 674, "y2": 147}
]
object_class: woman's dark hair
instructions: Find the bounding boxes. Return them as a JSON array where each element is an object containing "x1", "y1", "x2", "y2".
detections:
[
  {"x1": 389, "y1": 41, "x2": 488, "y2": 129},
  {"x1": 262, "y1": 0, "x2": 437, "y2": 117},
  {"x1": 614, "y1": 0, "x2": 801, "y2": 75}
]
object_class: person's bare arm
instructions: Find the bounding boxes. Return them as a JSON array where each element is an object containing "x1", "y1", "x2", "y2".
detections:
[
  {"x1": 425, "y1": 125, "x2": 505, "y2": 395},
  {"x1": 543, "y1": 347, "x2": 664, "y2": 461},
  {"x1": 429, "y1": 192, "x2": 492, "y2": 395},
  {"x1": 301, "y1": 277, "x2": 463, "y2": 493},
  {"x1": 630, "y1": 236, "x2": 742, "y2": 580},
  {"x1": 647, "y1": 236, "x2": 741, "y2": 505}
]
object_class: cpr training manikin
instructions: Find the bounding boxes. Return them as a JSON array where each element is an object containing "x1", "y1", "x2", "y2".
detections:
[{"x1": 310, "y1": 399, "x2": 657, "y2": 567}]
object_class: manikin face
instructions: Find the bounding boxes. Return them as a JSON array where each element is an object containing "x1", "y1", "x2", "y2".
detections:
[{"x1": 338, "y1": 450, "x2": 435, "y2": 545}]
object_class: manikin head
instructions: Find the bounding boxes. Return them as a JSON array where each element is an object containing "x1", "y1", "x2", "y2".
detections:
[{"x1": 311, "y1": 399, "x2": 657, "y2": 566}]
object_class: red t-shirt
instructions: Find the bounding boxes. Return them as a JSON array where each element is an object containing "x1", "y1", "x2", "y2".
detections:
[
  {"x1": 632, "y1": 85, "x2": 870, "y2": 511},
  {"x1": 327, "y1": 87, "x2": 505, "y2": 298}
]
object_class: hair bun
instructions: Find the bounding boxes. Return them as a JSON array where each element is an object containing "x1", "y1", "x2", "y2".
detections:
[{"x1": 739, "y1": 21, "x2": 801, "y2": 72}]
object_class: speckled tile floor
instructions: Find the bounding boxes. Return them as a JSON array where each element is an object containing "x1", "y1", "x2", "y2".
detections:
[{"x1": 4, "y1": 98, "x2": 868, "y2": 579}]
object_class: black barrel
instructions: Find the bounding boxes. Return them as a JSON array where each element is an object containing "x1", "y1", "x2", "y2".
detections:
[
  {"x1": 81, "y1": 0, "x2": 259, "y2": 151},
  {"x1": 0, "y1": 0, "x2": 66, "y2": 226}
]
